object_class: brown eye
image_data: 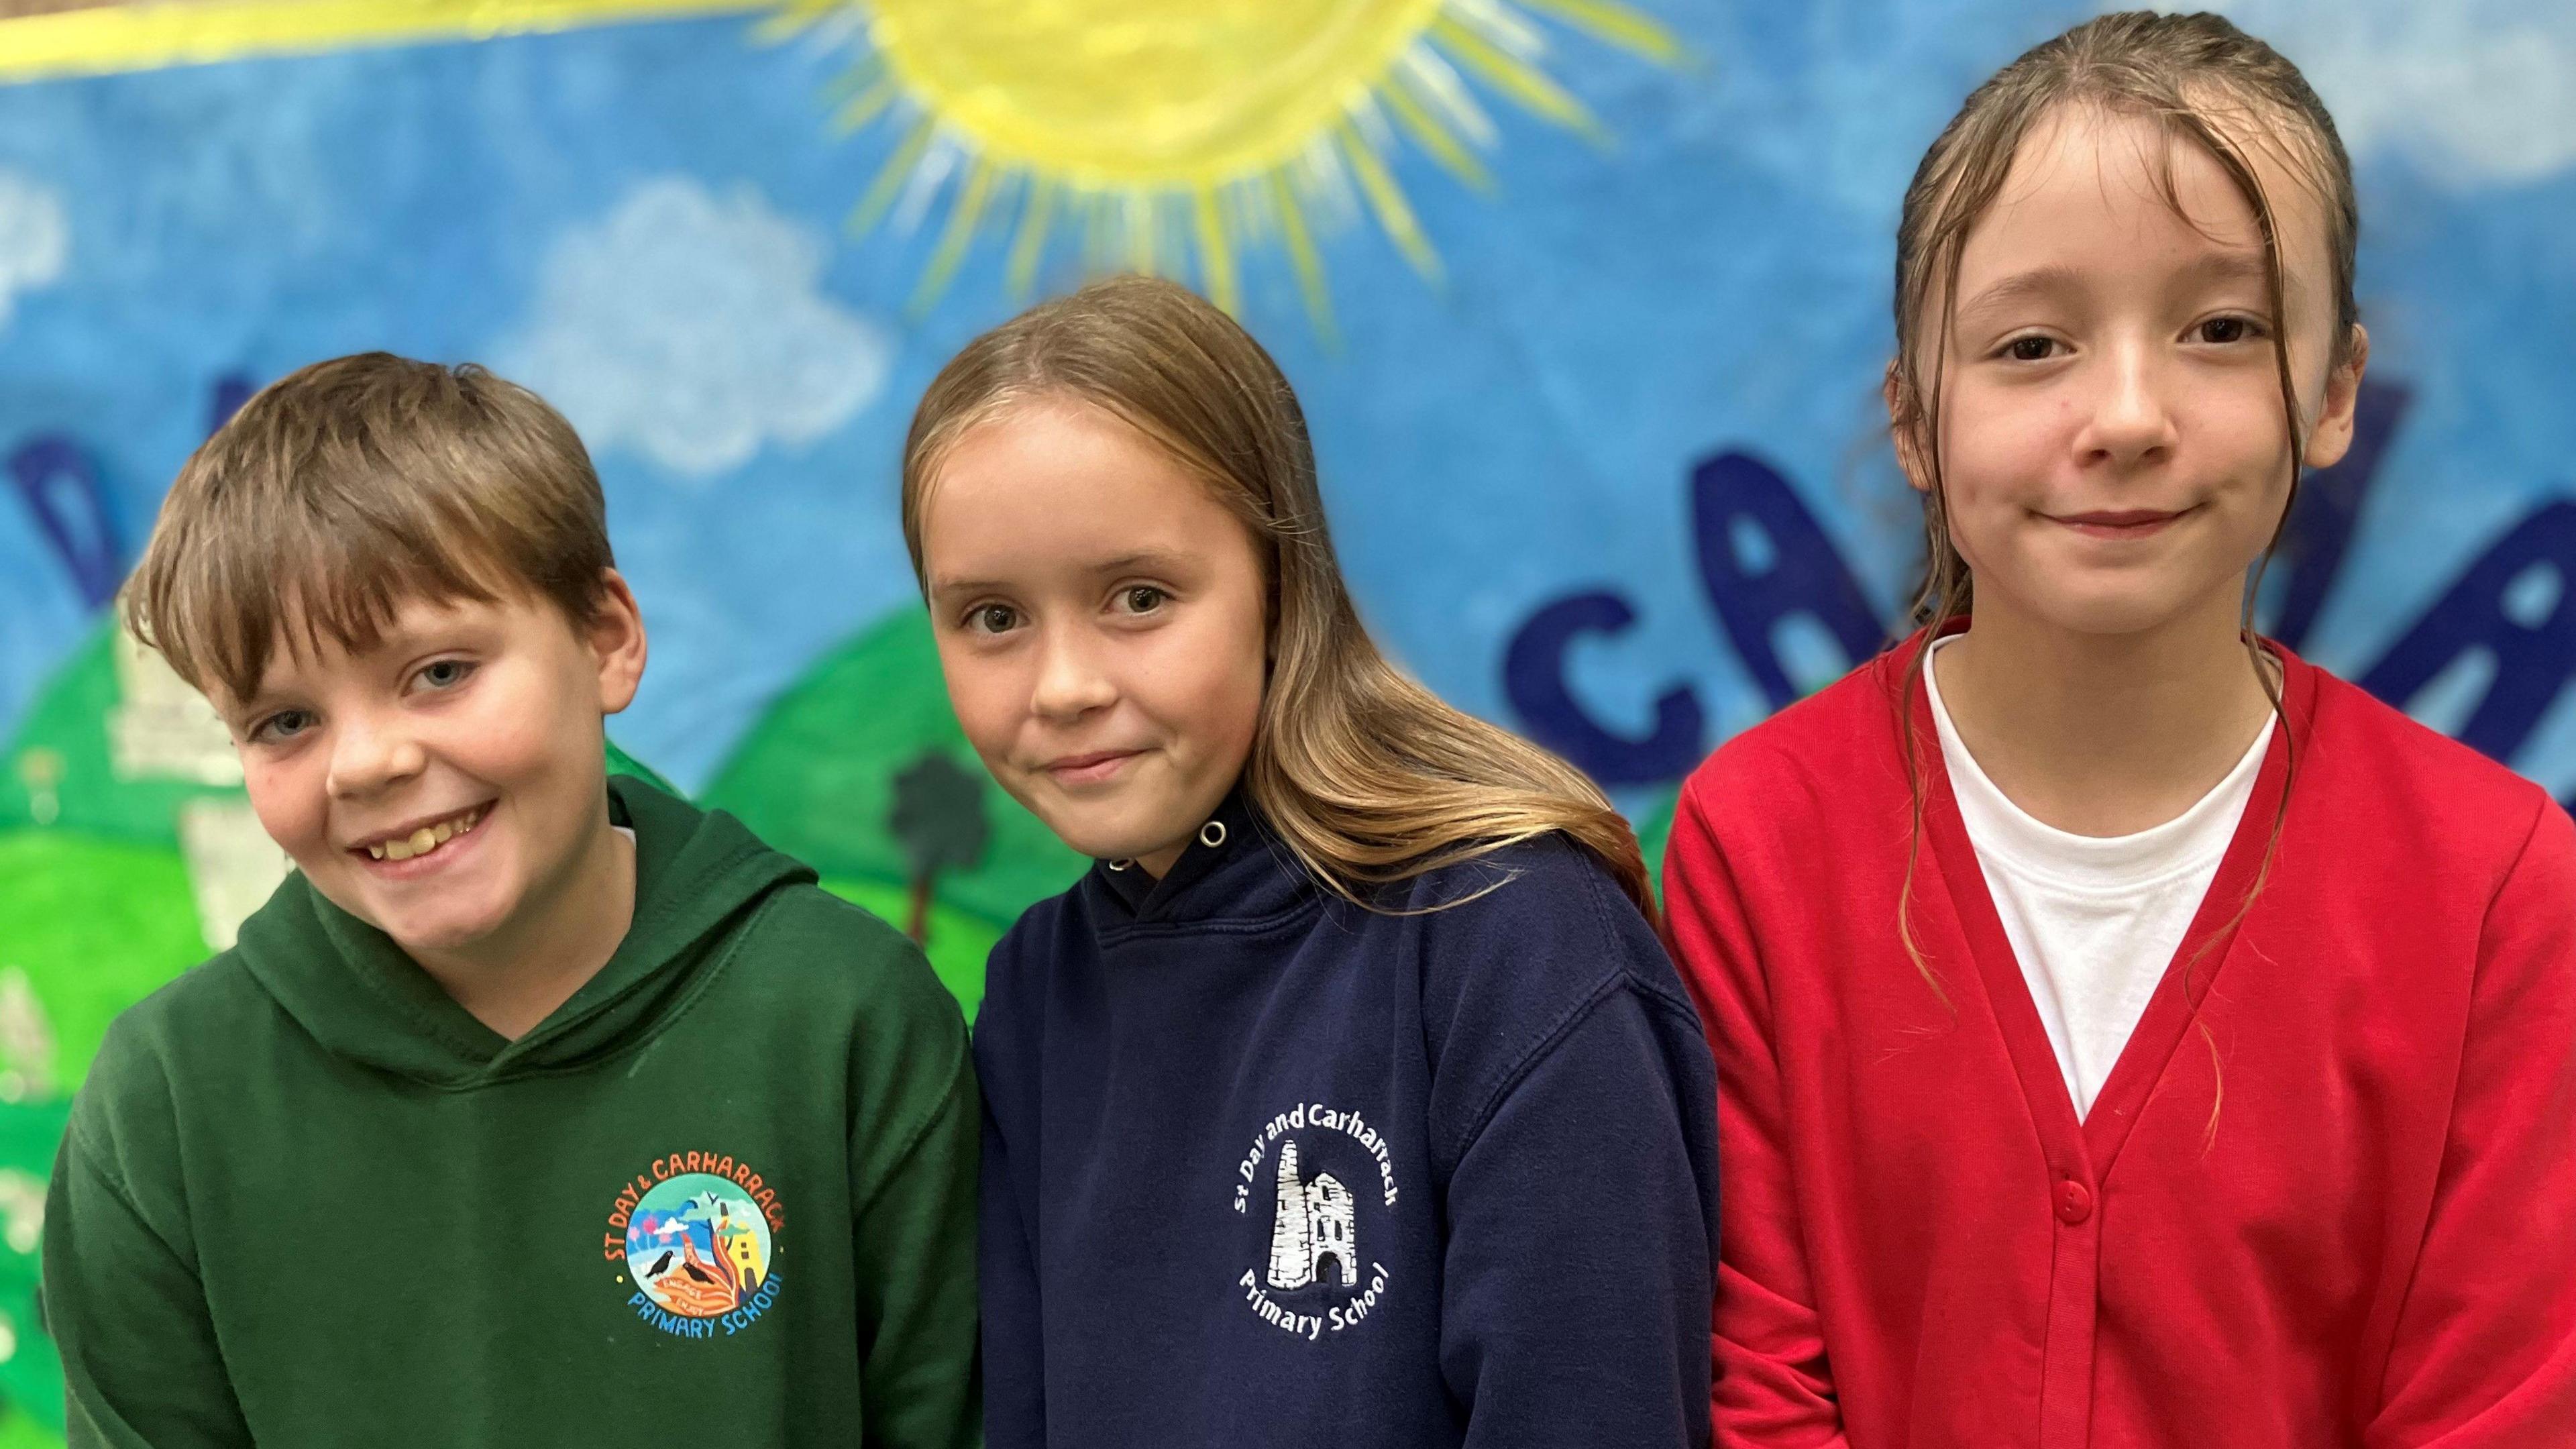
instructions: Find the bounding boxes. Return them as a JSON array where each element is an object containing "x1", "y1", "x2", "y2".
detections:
[
  {"x1": 2197, "y1": 316, "x2": 2256, "y2": 344},
  {"x1": 971, "y1": 604, "x2": 1018, "y2": 634},
  {"x1": 2006, "y1": 335, "x2": 2057, "y2": 362},
  {"x1": 1122, "y1": 586, "x2": 1167, "y2": 613}
]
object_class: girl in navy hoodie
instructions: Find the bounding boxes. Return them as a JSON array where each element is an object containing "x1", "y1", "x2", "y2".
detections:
[{"x1": 902, "y1": 274, "x2": 1718, "y2": 1448}]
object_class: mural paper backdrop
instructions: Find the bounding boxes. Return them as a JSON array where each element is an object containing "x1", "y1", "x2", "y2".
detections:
[{"x1": 0, "y1": 0, "x2": 2570, "y2": 1434}]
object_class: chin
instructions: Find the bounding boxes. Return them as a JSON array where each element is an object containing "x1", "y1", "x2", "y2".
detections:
[
  {"x1": 2012, "y1": 580, "x2": 2218, "y2": 639},
  {"x1": 343, "y1": 888, "x2": 515, "y2": 956},
  {"x1": 1034, "y1": 801, "x2": 1183, "y2": 865}
]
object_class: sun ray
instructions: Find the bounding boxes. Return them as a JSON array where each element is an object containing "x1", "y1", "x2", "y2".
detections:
[
  {"x1": 1006, "y1": 177, "x2": 1059, "y2": 299},
  {"x1": 911, "y1": 156, "x2": 998, "y2": 313},
  {"x1": 1336, "y1": 118, "x2": 1440, "y2": 281},
  {"x1": 1192, "y1": 186, "x2": 1242, "y2": 316},
  {"x1": 847, "y1": 112, "x2": 938, "y2": 236},
  {"x1": 1121, "y1": 192, "x2": 1158, "y2": 277},
  {"x1": 831, "y1": 74, "x2": 899, "y2": 134},
  {"x1": 1379, "y1": 74, "x2": 1493, "y2": 192},
  {"x1": 810, "y1": 0, "x2": 1677, "y2": 325},
  {"x1": 751, "y1": 0, "x2": 841, "y2": 42},
  {"x1": 819, "y1": 50, "x2": 883, "y2": 100},
  {"x1": 1269, "y1": 169, "x2": 1336, "y2": 341},
  {"x1": 1397, "y1": 46, "x2": 1499, "y2": 148},
  {"x1": 1448, "y1": 0, "x2": 1549, "y2": 60},
  {"x1": 890, "y1": 133, "x2": 961, "y2": 233},
  {"x1": 1518, "y1": 0, "x2": 1682, "y2": 61},
  {"x1": 1428, "y1": 13, "x2": 1604, "y2": 142}
]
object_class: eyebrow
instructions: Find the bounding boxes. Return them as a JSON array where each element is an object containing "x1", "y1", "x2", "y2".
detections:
[
  {"x1": 1956, "y1": 249, "x2": 2279, "y2": 328},
  {"x1": 929, "y1": 548, "x2": 1196, "y2": 597}
]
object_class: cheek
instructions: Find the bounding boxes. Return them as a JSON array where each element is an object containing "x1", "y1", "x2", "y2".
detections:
[
  {"x1": 931, "y1": 645, "x2": 1028, "y2": 762},
  {"x1": 242, "y1": 756, "x2": 327, "y2": 856},
  {"x1": 1183, "y1": 598, "x2": 1269, "y2": 751}
]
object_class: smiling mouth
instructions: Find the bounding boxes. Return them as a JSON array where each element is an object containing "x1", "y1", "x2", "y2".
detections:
[
  {"x1": 2051, "y1": 507, "x2": 2193, "y2": 539},
  {"x1": 357, "y1": 804, "x2": 488, "y2": 863},
  {"x1": 1044, "y1": 751, "x2": 1141, "y2": 785}
]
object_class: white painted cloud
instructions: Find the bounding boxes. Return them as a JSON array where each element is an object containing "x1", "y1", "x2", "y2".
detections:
[
  {"x1": 2150, "y1": 1, "x2": 2576, "y2": 184},
  {"x1": 497, "y1": 176, "x2": 892, "y2": 480},
  {"x1": 0, "y1": 171, "x2": 67, "y2": 331}
]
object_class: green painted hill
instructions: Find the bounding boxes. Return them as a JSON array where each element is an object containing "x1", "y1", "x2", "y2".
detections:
[
  {"x1": 0, "y1": 624, "x2": 241, "y2": 846},
  {"x1": 702, "y1": 606, "x2": 1085, "y2": 930}
]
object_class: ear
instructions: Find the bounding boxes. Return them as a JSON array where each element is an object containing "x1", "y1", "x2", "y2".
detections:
[
  {"x1": 2300, "y1": 324, "x2": 2371, "y2": 470},
  {"x1": 588, "y1": 568, "x2": 649, "y2": 716},
  {"x1": 1885, "y1": 362, "x2": 1933, "y2": 495}
]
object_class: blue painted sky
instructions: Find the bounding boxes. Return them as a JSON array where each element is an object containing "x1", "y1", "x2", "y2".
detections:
[{"x1": 0, "y1": 0, "x2": 2569, "y2": 796}]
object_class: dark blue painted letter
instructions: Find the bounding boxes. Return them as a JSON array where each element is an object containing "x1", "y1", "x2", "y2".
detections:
[
  {"x1": 1690, "y1": 450, "x2": 1883, "y2": 708},
  {"x1": 1504, "y1": 590, "x2": 1707, "y2": 786},
  {"x1": 2361, "y1": 499, "x2": 2576, "y2": 764}
]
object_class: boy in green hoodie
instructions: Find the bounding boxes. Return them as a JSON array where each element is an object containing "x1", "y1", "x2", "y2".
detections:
[{"x1": 42, "y1": 354, "x2": 979, "y2": 1448}]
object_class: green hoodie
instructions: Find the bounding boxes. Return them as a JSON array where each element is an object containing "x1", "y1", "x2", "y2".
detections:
[{"x1": 43, "y1": 777, "x2": 979, "y2": 1448}]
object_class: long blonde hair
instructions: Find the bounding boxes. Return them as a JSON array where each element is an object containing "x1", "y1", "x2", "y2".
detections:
[
  {"x1": 901, "y1": 275, "x2": 1656, "y2": 918},
  {"x1": 1886, "y1": 12, "x2": 2359, "y2": 1135}
]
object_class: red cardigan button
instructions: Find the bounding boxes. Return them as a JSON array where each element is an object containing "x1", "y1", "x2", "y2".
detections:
[{"x1": 2055, "y1": 1179, "x2": 2094, "y2": 1225}]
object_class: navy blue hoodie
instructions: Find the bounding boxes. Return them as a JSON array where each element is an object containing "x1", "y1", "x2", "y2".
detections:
[{"x1": 975, "y1": 792, "x2": 1719, "y2": 1447}]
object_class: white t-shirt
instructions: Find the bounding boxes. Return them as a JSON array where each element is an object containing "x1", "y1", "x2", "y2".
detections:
[{"x1": 1925, "y1": 639, "x2": 2273, "y2": 1119}]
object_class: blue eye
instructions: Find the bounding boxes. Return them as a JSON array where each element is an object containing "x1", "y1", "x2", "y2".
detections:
[
  {"x1": 253, "y1": 709, "x2": 314, "y2": 744},
  {"x1": 417, "y1": 659, "x2": 476, "y2": 690}
]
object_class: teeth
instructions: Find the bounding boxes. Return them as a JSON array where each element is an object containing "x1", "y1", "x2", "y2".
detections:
[{"x1": 365, "y1": 806, "x2": 484, "y2": 865}]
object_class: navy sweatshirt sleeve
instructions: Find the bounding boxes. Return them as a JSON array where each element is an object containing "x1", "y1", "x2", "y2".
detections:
[
  {"x1": 973, "y1": 916, "x2": 1050, "y2": 1449},
  {"x1": 1420, "y1": 846, "x2": 1720, "y2": 1448}
]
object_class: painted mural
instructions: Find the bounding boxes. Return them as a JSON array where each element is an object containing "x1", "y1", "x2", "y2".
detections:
[{"x1": 0, "y1": 0, "x2": 2568, "y2": 1436}]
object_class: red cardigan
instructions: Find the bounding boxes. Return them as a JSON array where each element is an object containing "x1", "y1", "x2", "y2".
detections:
[{"x1": 1664, "y1": 641, "x2": 2576, "y2": 1448}]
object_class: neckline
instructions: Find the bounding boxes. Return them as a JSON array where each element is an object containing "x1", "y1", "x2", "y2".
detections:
[
  {"x1": 1900, "y1": 631, "x2": 2310, "y2": 1180},
  {"x1": 1924, "y1": 634, "x2": 2276, "y2": 889}
]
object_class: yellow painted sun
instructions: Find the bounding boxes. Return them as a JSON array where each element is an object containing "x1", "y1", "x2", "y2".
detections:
[{"x1": 761, "y1": 0, "x2": 1680, "y2": 326}]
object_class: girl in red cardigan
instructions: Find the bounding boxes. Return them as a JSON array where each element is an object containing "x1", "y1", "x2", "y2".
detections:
[{"x1": 1665, "y1": 12, "x2": 2575, "y2": 1448}]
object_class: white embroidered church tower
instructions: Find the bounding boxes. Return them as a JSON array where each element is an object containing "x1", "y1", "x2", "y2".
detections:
[{"x1": 1267, "y1": 1139, "x2": 1359, "y2": 1291}]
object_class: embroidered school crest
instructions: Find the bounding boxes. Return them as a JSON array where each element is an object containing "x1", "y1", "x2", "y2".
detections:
[
  {"x1": 602, "y1": 1152, "x2": 784, "y2": 1339},
  {"x1": 1230, "y1": 1102, "x2": 1397, "y2": 1342}
]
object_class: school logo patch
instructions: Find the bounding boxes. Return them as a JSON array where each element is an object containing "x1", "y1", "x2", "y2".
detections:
[
  {"x1": 602, "y1": 1152, "x2": 784, "y2": 1340},
  {"x1": 1230, "y1": 1102, "x2": 1397, "y2": 1342}
]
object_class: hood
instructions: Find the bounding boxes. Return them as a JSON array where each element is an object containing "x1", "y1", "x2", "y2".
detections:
[{"x1": 231, "y1": 775, "x2": 813, "y2": 1087}]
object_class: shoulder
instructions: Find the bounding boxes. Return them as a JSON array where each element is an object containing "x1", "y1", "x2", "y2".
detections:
[
  {"x1": 1406, "y1": 835, "x2": 1699, "y2": 1048},
  {"x1": 2300, "y1": 665, "x2": 2561, "y2": 881},
  {"x1": 973, "y1": 881, "x2": 1097, "y2": 1026},
  {"x1": 1680, "y1": 651, "x2": 1909, "y2": 819},
  {"x1": 729, "y1": 883, "x2": 969, "y2": 1046},
  {"x1": 70, "y1": 951, "x2": 272, "y2": 1171}
]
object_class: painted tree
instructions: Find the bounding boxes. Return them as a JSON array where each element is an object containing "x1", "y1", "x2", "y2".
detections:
[{"x1": 889, "y1": 752, "x2": 989, "y2": 947}]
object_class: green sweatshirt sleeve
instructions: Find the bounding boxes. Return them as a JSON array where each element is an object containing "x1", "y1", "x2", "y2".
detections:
[
  {"x1": 44, "y1": 1063, "x2": 254, "y2": 1448},
  {"x1": 846, "y1": 939, "x2": 982, "y2": 1449}
]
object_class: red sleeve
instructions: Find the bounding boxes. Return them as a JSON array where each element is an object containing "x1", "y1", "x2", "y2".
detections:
[
  {"x1": 2365, "y1": 797, "x2": 2576, "y2": 1447},
  {"x1": 1662, "y1": 772, "x2": 1851, "y2": 1448}
]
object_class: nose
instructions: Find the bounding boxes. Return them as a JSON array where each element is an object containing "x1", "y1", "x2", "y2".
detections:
[
  {"x1": 326, "y1": 706, "x2": 427, "y2": 801},
  {"x1": 1028, "y1": 623, "x2": 1118, "y2": 723},
  {"x1": 2072, "y1": 336, "x2": 2180, "y2": 472}
]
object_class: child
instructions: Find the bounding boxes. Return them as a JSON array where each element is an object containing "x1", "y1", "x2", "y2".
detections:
[
  {"x1": 1665, "y1": 12, "x2": 2575, "y2": 1446},
  {"x1": 904, "y1": 275, "x2": 1719, "y2": 1448},
  {"x1": 44, "y1": 355, "x2": 980, "y2": 1448}
]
